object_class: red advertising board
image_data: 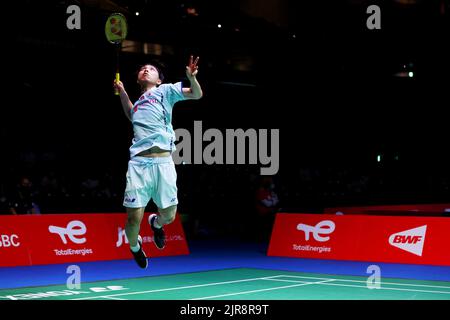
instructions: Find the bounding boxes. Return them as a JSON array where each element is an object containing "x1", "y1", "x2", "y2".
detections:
[
  {"x1": 0, "y1": 216, "x2": 33, "y2": 267},
  {"x1": 0, "y1": 213, "x2": 189, "y2": 267},
  {"x1": 268, "y1": 213, "x2": 450, "y2": 266},
  {"x1": 323, "y1": 203, "x2": 450, "y2": 216}
]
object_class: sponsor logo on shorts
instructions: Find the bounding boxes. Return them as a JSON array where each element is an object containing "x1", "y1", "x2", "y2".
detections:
[{"x1": 124, "y1": 197, "x2": 136, "y2": 203}]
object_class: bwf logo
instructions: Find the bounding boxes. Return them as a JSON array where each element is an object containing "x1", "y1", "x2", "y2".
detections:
[
  {"x1": 296, "y1": 220, "x2": 335, "y2": 242},
  {"x1": 388, "y1": 225, "x2": 427, "y2": 256},
  {"x1": 48, "y1": 221, "x2": 87, "y2": 244}
]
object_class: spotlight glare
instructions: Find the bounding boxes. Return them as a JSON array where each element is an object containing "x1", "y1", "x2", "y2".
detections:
[{"x1": 408, "y1": 71, "x2": 414, "y2": 78}]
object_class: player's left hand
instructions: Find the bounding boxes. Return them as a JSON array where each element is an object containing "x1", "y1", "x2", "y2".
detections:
[{"x1": 186, "y1": 55, "x2": 199, "y2": 79}]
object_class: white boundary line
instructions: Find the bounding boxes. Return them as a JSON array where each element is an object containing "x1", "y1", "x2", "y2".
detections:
[
  {"x1": 190, "y1": 280, "x2": 335, "y2": 300},
  {"x1": 268, "y1": 275, "x2": 450, "y2": 290},
  {"x1": 262, "y1": 278, "x2": 450, "y2": 295},
  {"x1": 103, "y1": 296, "x2": 127, "y2": 300},
  {"x1": 69, "y1": 273, "x2": 450, "y2": 300},
  {"x1": 70, "y1": 275, "x2": 286, "y2": 300}
]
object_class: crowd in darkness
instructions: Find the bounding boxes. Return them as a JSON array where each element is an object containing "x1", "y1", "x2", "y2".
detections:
[
  {"x1": 1, "y1": 147, "x2": 449, "y2": 239},
  {"x1": 4, "y1": 0, "x2": 449, "y2": 244}
]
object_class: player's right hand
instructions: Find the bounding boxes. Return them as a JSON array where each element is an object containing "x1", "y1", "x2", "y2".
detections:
[{"x1": 113, "y1": 79, "x2": 125, "y2": 93}]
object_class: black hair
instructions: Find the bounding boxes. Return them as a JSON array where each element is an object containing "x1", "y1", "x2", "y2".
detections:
[{"x1": 137, "y1": 62, "x2": 165, "y2": 83}]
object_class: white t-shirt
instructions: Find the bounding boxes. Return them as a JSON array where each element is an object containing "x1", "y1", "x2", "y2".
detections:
[{"x1": 129, "y1": 82, "x2": 185, "y2": 158}]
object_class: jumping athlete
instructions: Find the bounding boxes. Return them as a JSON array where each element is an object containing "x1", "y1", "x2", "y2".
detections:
[{"x1": 113, "y1": 56, "x2": 202, "y2": 268}]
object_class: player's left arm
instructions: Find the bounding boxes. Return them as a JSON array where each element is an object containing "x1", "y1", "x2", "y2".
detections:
[{"x1": 183, "y1": 55, "x2": 203, "y2": 100}]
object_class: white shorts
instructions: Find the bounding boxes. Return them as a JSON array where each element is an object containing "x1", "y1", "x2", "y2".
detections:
[{"x1": 123, "y1": 156, "x2": 178, "y2": 209}]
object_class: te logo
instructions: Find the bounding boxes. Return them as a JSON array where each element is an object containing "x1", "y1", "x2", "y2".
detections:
[
  {"x1": 296, "y1": 220, "x2": 335, "y2": 242},
  {"x1": 49, "y1": 221, "x2": 87, "y2": 244}
]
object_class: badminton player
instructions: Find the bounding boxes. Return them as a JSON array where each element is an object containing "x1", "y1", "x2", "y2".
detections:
[{"x1": 113, "y1": 56, "x2": 202, "y2": 268}]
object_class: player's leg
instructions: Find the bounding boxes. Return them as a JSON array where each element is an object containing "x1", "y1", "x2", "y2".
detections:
[
  {"x1": 125, "y1": 206, "x2": 148, "y2": 268},
  {"x1": 123, "y1": 158, "x2": 151, "y2": 268},
  {"x1": 125, "y1": 207, "x2": 145, "y2": 248},
  {"x1": 156, "y1": 204, "x2": 177, "y2": 226},
  {"x1": 149, "y1": 205, "x2": 177, "y2": 250},
  {"x1": 149, "y1": 158, "x2": 178, "y2": 250}
]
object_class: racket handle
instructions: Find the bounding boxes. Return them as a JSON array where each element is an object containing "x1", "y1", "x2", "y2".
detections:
[{"x1": 114, "y1": 72, "x2": 120, "y2": 95}]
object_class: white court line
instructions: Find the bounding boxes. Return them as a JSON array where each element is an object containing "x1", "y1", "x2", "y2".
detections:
[
  {"x1": 268, "y1": 275, "x2": 450, "y2": 290},
  {"x1": 190, "y1": 279, "x2": 336, "y2": 300},
  {"x1": 262, "y1": 278, "x2": 450, "y2": 295},
  {"x1": 102, "y1": 296, "x2": 127, "y2": 300},
  {"x1": 70, "y1": 275, "x2": 288, "y2": 300},
  {"x1": 70, "y1": 273, "x2": 450, "y2": 300}
]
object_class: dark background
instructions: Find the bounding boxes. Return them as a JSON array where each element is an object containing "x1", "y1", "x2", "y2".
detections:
[{"x1": 4, "y1": 0, "x2": 450, "y2": 238}]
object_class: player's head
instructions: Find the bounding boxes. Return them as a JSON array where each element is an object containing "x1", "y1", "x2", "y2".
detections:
[{"x1": 137, "y1": 63, "x2": 165, "y2": 90}]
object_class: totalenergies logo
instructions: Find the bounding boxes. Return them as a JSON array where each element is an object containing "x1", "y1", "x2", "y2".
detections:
[
  {"x1": 48, "y1": 221, "x2": 87, "y2": 244},
  {"x1": 296, "y1": 220, "x2": 336, "y2": 242}
]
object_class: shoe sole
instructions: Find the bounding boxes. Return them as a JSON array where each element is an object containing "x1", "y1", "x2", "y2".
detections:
[
  {"x1": 137, "y1": 235, "x2": 148, "y2": 269},
  {"x1": 149, "y1": 214, "x2": 166, "y2": 250}
]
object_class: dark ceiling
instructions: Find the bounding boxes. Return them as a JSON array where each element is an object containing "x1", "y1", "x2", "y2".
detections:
[{"x1": 7, "y1": 0, "x2": 450, "y2": 168}]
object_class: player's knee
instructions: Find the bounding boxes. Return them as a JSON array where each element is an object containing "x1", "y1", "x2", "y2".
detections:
[
  {"x1": 162, "y1": 211, "x2": 176, "y2": 224},
  {"x1": 165, "y1": 214, "x2": 176, "y2": 224},
  {"x1": 126, "y1": 211, "x2": 142, "y2": 226},
  {"x1": 159, "y1": 205, "x2": 177, "y2": 224},
  {"x1": 127, "y1": 215, "x2": 140, "y2": 226}
]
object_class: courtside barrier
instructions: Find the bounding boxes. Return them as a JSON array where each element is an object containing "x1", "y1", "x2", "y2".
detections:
[
  {"x1": 0, "y1": 213, "x2": 189, "y2": 267},
  {"x1": 268, "y1": 213, "x2": 450, "y2": 266},
  {"x1": 323, "y1": 203, "x2": 450, "y2": 216}
]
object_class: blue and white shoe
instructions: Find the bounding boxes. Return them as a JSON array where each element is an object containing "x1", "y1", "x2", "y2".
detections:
[
  {"x1": 130, "y1": 235, "x2": 148, "y2": 269},
  {"x1": 149, "y1": 214, "x2": 166, "y2": 250}
]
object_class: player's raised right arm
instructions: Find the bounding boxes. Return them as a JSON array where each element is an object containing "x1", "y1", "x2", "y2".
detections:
[{"x1": 114, "y1": 80, "x2": 133, "y2": 121}]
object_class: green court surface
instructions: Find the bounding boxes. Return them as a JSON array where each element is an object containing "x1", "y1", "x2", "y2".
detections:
[{"x1": 1, "y1": 268, "x2": 449, "y2": 300}]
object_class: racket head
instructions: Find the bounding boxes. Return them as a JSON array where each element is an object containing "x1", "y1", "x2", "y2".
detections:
[{"x1": 105, "y1": 13, "x2": 128, "y2": 44}]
